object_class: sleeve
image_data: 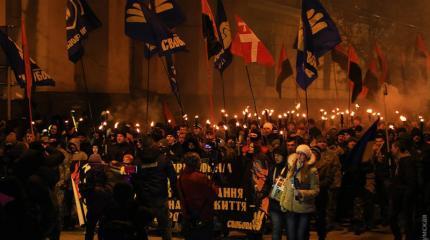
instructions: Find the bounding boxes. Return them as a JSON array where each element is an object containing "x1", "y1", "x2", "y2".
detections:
[
  {"x1": 332, "y1": 154, "x2": 342, "y2": 189},
  {"x1": 261, "y1": 166, "x2": 274, "y2": 198},
  {"x1": 166, "y1": 157, "x2": 178, "y2": 198},
  {"x1": 298, "y1": 168, "x2": 320, "y2": 201}
]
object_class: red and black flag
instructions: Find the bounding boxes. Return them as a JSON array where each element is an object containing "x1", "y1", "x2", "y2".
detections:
[
  {"x1": 331, "y1": 45, "x2": 348, "y2": 71},
  {"x1": 374, "y1": 42, "x2": 388, "y2": 83},
  {"x1": 362, "y1": 59, "x2": 380, "y2": 100},
  {"x1": 331, "y1": 45, "x2": 362, "y2": 102},
  {"x1": 348, "y1": 46, "x2": 362, "y2": 103},
  {"x1": 201, "y1": 0, "x2": 222, "y2": 58},
  {"x1": 276, "y1": 44, "x2": 293, "y2": 98}
]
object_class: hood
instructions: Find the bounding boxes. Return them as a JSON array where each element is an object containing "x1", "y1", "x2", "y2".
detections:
[
  {"x1": 287, "y1": 152, "x2": 316, "y2": 169},
  {"x1": 140, "y1": 146, "x2": 160, "y2": 164}
]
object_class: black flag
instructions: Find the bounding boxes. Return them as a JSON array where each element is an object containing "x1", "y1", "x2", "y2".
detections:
[
  {"x1": 0, "y1": 30, "x2": 55, "y2": 87},
  {"x1": 66, "y1": 0, "x2": 101, "y2": 63},
  {"x1": 214, "y1": 0, "x2": 233, "y2": 72}
]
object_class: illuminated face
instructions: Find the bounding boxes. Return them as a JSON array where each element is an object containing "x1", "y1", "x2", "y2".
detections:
[
  {"x1": 375, "y1": 137, "x2": 385, "y2": 149},
  {"x1": 116, "y1": 134, "x2": 125, "y2": 144},
  {"x1": 317, "y1": 140, "x2": 327, "y2": 150},
  {"x1": 287, "y1": 141, "x2": 297, "y2": 154},
  {"x1": 262, "y1": 126, "x2": 272, "y2": 136},
  {"x1": 166, "y1": 135, "x2": 176, "y2": 145},
  {"x1": 391, "y1": 144, "x2": 400, "y2": 156},
  {"x1": 178, "y1": 133, "x2": 186, "y2": 144},
  {"x1": 274, "y1": 153, "x2": 284, "y2": 164},
  {"x1": 50, "y1": 125, "x2": 58, "y2": 135},
  {"x1": 26, "y1": 133, "x2": 35, "y2": 143},
  {"x1": 92, "y1": 145, "x2": 99, "y2": 154}
]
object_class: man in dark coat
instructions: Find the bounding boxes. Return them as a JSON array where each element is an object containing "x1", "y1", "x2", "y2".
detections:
[{"x1": 132, "y1": 136, "x2": 177, "y2": 240}]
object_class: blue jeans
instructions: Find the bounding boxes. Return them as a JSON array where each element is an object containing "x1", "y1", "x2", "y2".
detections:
[
  {"x1": 270, "y1": 210, "x2": 286, "y2": 240},
  {"x1": 286, "y1": 212, "x2": 310, "y2": 240}
]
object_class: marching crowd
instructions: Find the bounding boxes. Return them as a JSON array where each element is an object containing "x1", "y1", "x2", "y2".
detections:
[{"x1": 0, "y1": 114, "x2": 429, "y2": 240}]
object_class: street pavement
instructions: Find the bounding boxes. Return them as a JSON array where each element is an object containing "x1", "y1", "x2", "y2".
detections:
[{"x1": 61, "y1": 226, "x2": 393, "y2": 240}]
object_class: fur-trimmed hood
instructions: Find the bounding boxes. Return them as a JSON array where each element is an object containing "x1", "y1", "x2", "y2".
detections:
[{"x1": 287, "y1": 152, "x2": 317, "y2": 168}]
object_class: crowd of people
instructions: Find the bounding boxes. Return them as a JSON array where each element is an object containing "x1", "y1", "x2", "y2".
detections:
[{"x1": 0, "y1": 112, "x2": 429, "y2": 240}]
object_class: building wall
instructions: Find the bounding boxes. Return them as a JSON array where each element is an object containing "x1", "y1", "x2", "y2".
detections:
[{"x1": 1, "y1": 0, "x2": 430, "y2": 119}]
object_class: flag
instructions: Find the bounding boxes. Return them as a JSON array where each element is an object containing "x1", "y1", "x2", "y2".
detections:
[
  {"x1": 348, "y1": 46, "x2": 362, "y2": 103},
  {"x1": 147, "y1": 0, "x2": 185, "y2": 29},
  {"x1": 201, "y1": 0, "x2": 222, "y2": 59},
  {"x1": 331, "y1": 45, "x2": 348, "y2": 71},
  {"x1": 162, "y1": 101, "x2": 176, "y2": 125},
  {"x1": 296, "y1": 0, "x2": 341, "y2": 90},
  {"x1": 165, "y1": 54, "x2": 183, "y2": 110},
  {"x1": 415, "y1": 33, "x2": 430, "y2": 80},
  {"x1": 374, "y1": 42, "x2": 388, "y2": 83},
  {"x1": 276, "y1": 44, "x2": 293, "y2": 98},
  {"x1": 214, "y1": 0, "x2": 233, "y2": 72},
  {"x1": 66, "y1": 0, "x2": 101, "y2": 63},
  {"x1": 21, "y1": 19, "x2": 32, "y2": 99},
  {"x1": 0, "y1": 30, "x2": 55, "y2": 88},
  {"x1": 347, "y1": 119, "x2": 379, "y2": 166},
  {"x1": 362, "y1": 59, "x2": 379, "y2": 100},
  {"x1": 231, "y1": 15, "x2": 274, "y2": 66},
  {"x1": 125, "y1": 0, "x2": 186, "y2": 56}
]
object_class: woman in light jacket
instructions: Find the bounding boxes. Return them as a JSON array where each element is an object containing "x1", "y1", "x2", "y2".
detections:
[{"x1": 280, "y1": 144, "x2": 319, "y2": 240}]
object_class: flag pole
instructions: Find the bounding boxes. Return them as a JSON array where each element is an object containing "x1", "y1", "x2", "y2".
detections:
[
  {"x1": 347, "y1": 46, "x2": 352, "y2": 128},
  {"x1": 305, "y1": 88, "x2": 310, "y2": 137},
  {"x1": 333, "y1": 62, "x2": 339, "y2": 105},
  {"x1": 245, "y1": 65, "x2": 259, "y2": 121},
  {"x1": 80, "y1": 58, "x2": 94, "y2": 129},
  {"x1": 161, "y1": 57, "x2": 185, "y2": 116},
  {"x1": 203, "y1": 39, "x2": 215, "y2": 123},
  {"x1": 382, "y1": 83, "x2": 390, "y2": 150},
  {"x1": 220, "y1": 72, "x2": 226, "y2": 110},
  {"x1": 146, "y1": 56, "x2": 150, "y2": 132}
]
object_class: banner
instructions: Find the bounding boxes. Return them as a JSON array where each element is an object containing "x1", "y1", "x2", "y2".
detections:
[{"x1": 0, "y1": 30, "x2": 55, "y2": 88}]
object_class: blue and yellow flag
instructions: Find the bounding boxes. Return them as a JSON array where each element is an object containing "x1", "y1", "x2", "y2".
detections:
[
  {"x1": 66, "y1": 0, "x2": 101, "y2": 63},
  {"x1": 125, "y1": 0, "x2": 186, "y2": 56},
  {"x1": 146, "y1": 0, "x2": 186, "y2": 29},
  {"x1": 296, "y1": 0, "x2": 340, "y2": 90}
]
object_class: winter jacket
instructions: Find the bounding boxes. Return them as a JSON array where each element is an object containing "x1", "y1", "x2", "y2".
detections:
[
  {"x1": 280, "y1": 154, "x2": 319, "y2": 213},
  {"x1": 315, "y1": 149, "x2": 342, "y2": 189},
  {"x1": 132, "y1": 147, "x2": 177, "y2": 206},
  {"x1": 178, "y1": 166, "x2": 218, "y2": 222}
]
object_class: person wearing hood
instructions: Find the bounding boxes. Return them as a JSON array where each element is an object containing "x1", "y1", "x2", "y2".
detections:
[
  {"x1": 261, "y1": 148, "x2": 288, "y2": 240},
  {"x1": 58, "y1": 137, "x2": 88, "y2": 230},
  {"x1": 279, "y1": 144, "x2": 319, "y2": 240},
  {"x1": 132, "y1": 135, "x2": 177, "y2": 240}
]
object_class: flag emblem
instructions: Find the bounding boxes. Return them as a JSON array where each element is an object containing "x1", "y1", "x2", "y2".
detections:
[
  {"x1": 126, "y1": 3, "x2": 147, "y2": 23},
  {"x1": 150, "y1": 0, "x2": 174, "y2": 14}
]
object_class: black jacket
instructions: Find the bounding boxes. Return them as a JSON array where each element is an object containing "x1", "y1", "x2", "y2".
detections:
[
  {"x1": 132, "y1": 147, "x2": 177, "y2": 206},
  {"x1": 262, "y1": 161, "x2": 288, "y2": 212}
]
